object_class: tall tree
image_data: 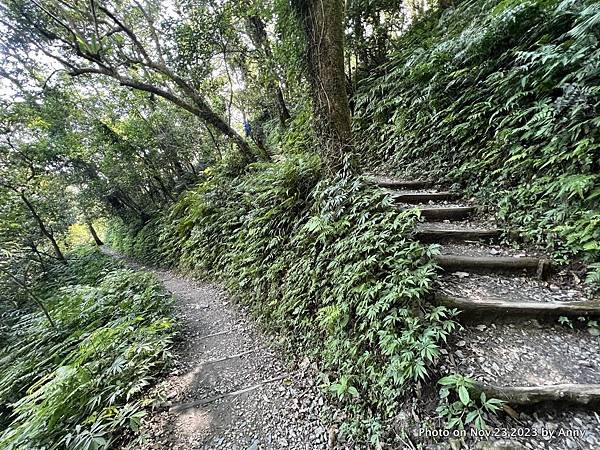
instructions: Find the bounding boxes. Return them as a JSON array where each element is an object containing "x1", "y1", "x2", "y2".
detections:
[
  {"x1": 0, "y1": 147, "x2": 70, "y2": 262},
  {"x1": 244, "y1": 13, "x2": 291, "y2": 126},
  {"x1": 346, "y1": 0, "x2": 409, "y2": 78},
  {"x1": 0, "y1": 0, "x2": 260, "y2": 163},
  {"x1": 291, "y1": 0, "x2": 353, "y2": 173}
]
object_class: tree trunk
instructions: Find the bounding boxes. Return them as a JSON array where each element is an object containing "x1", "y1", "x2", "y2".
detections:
[
  {"x1": 105, "y1": 69, "x2": 260, "y2": 164},
  {"x1": 13, "y1": 3, "x2": 260, "y2": 166},
  {"x1": 353, "y1": 16, "x2": 369, "y2": 70},
  {"x1": 29, "y1": 241, "x2": 47, "y2": 272},
  {"x1": 246, "y1": 15, "x2": 292, "y2": 126},
  {"x1": 152, "y1": 175, "x2": 176, "y2": 203},
  {"x1": 275, "y1": 84, "x2": 291, "y2": 125},
  {"x1": 87, "y1": 222, "x2": 104, "y2": 246},
  {"x1": 439, "y1": 0, "x2": 456, "y2": 10},
  {"x1": 20, "y1": 194, "x2": 66, "y2": 261},
  {"x1": 293, "y1": 0, "x2": 353, "y2": 174},
  {"x1": 0, "y1": 267, "x2": 56, "y2": 329}
]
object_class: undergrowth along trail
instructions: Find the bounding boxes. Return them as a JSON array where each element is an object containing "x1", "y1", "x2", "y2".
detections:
[
  {"x1": 105, "y1": 248, "x2": 338, "y2": 450},
  {"x1": 372, "y1": 175, "x2": 600, "y2": 449},
  {"x1": 107, "y1": 157, "x2": 458, "y2": 444},
  {"x1": 0, "y1": 248, "x2": 175, "y2": 449},
  {"x1": 355, "y1": 0, "x2": 600, "y2": 282}
]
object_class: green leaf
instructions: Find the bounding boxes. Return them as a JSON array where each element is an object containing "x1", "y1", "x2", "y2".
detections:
[
  {"x1": 465, "y1": 409, "x2": 480, "y2": 424},
  {"x1": 438, "y1": 375, "x2": 459, "y2": 386},
  {"x1": 458, "y1": 385, "x2": 470, "y2": 405},
  {"x1": 475, "y1": 415, "x2": 486, "y2": 430}
]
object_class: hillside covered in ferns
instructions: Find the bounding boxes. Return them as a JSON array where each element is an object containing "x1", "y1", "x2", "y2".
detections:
[{"x1": 1, "y1": 0, "x2": 599, "y2": 449}]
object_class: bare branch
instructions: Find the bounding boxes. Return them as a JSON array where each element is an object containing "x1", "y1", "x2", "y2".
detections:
[
  {"x1": 133, "y1": 0, "x2": 165, "y2": 65},
  {"x1": 30, "y1": 0, "x2": 78, "y2": 41},
  {"x1": 0, "y1": 68, "x2": 26, "y2": 91},
  {"x1": 97, "y1": 4, "x2": 151, "y2": 63},
  {"x1": 90, "y1": 0, "x2": 101, "y2": 47}
]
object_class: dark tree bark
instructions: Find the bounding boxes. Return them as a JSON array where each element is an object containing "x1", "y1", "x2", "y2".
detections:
[
  {"x1": 292, "y1": 0, "x2": 353, "y2": 174},
  {"x1": 353, "y1": 16, "x2": 369, "y2": 71},
  {"x1": 439, "y1": 0, "x2": 456, "y2": 9},
  {"x1": 19, "y1": 193, "x2": 66, "y2": 261},
  {"x1": 275, "y1": 86, "x2": 291, "y2": 124},
  {"x1": 28, "y1": 241, "x2": 47, "y2": 272},
  {"x1": 246, "y1": 15, "x2": 291, "y2": 126},
  {"x1": 87, "y1": 222, "x2": 104, "y2": 246}
]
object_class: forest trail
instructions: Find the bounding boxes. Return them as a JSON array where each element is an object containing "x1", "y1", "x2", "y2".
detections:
[
  {"x1": 373, "y1": 176, "x2": 600, "y2": 449},
  {"x1": 104, "y1": 250, "x2": 335, "y2": 450}
]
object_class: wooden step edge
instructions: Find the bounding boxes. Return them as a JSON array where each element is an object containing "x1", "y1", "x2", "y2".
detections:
[
  {"x1": 369, "y1": 177, "x2": 432, "y2": 189},
  {"x1": 434, "y1": 293, "x2": 600, "y2": 317},
  {"x1": 402, "y1": 206, "x2": 476, "y2": 221},
  {"x1": 472, "y1": 382, "x2": 600, "y2": 406},
  {"x1": 416, "y1": 228, "x2": 501, "y2": 242},
  {"x1": 392, "y1": 191, "x2": 459, "y2": 203},
  {"x1": 435, "y1": 254, "x2": 550, "y2": 272}
]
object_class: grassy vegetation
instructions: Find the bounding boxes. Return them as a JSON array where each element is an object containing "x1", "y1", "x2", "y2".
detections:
[
  {"x1": 9, "y1": 0, "x2": 600, "y2": 446},
  {"x1": 0, "y1": 247, "x2": 175, "y2": 449},
  {"x1": 355, "y1": 0, "x2": 600, "y2": 282},
  {"x1": 5, "y1": 0, "x2": 598, "y2": 446},
  {"x1": 108, "y1": 155, "x2": 459, "y2": 443}
]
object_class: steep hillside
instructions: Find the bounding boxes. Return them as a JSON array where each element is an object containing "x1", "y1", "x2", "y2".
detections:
[
  {"x1": 355, "y1": 0, "x2": 600, "y2": 279},
  {"x1": 107, "y1": 156, "x2": 462, "y2": 443}
]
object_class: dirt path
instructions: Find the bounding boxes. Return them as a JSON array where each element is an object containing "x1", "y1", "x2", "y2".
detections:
[{"x1": 117, "y1": 262, "x2": 336, "y2": 450}]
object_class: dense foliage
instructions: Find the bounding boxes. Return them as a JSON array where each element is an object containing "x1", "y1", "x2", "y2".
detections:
[
  {"x1": 108, "y1": 156, "x2": 458, "y2": 443},
  {"x1": 355, "y1": 0, "x2": 600, "y2": 278},
  {"x1": 0, "y1": 248, "x2": 175, "y2": 449},
  {"x1": 4, "y1": 0, "x2": 600, "y2": 446}
]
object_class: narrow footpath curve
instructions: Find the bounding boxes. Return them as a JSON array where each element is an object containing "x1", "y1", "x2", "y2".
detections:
[{"x1": 107, "y1": 252, "x2": 339, "y2": 450}]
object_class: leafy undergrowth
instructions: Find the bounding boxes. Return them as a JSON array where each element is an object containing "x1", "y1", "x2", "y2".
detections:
[
  {"x1": 355, "y1": 0, "x2": 600, "y2": 283},
  {"x1": 108, "y1": 155, "x2": 459, "y2": 444},
  {"x1": 0, "y1": 247, "x2": 175, "y2": 449}
]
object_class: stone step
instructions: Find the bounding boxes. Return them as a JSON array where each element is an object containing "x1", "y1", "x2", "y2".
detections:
[
  {"x1": 405, "y1": 206, "x2": 476, "y2": 221},
  {"x1": 434, "y1": 254, "x2": 550, "y2": 277},
  {"x1": 435, "y1": 293, "x2": 600, "y2": 318},
  {"x1": 439, "y1": 321, "x2": 600, "y2": 412},
  {"x1": 416, "y1": 226, "x2": 501, "y2": 243},
  {"x1": 437, "y1": 272, "x2": 595, "y2": 306},
  {"x1": 391, "y1": 191, "x2": 458, "y2": 203}
]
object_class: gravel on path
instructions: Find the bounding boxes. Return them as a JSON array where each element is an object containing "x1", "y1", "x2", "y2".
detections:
[{"x1": 125, "y1": 266, "x2": 341, "y2": 450}]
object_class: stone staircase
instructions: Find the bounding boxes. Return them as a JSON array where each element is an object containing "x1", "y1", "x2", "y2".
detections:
[{"x1": 373, "y1": 175, "x2": 600, "y2": 414}]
